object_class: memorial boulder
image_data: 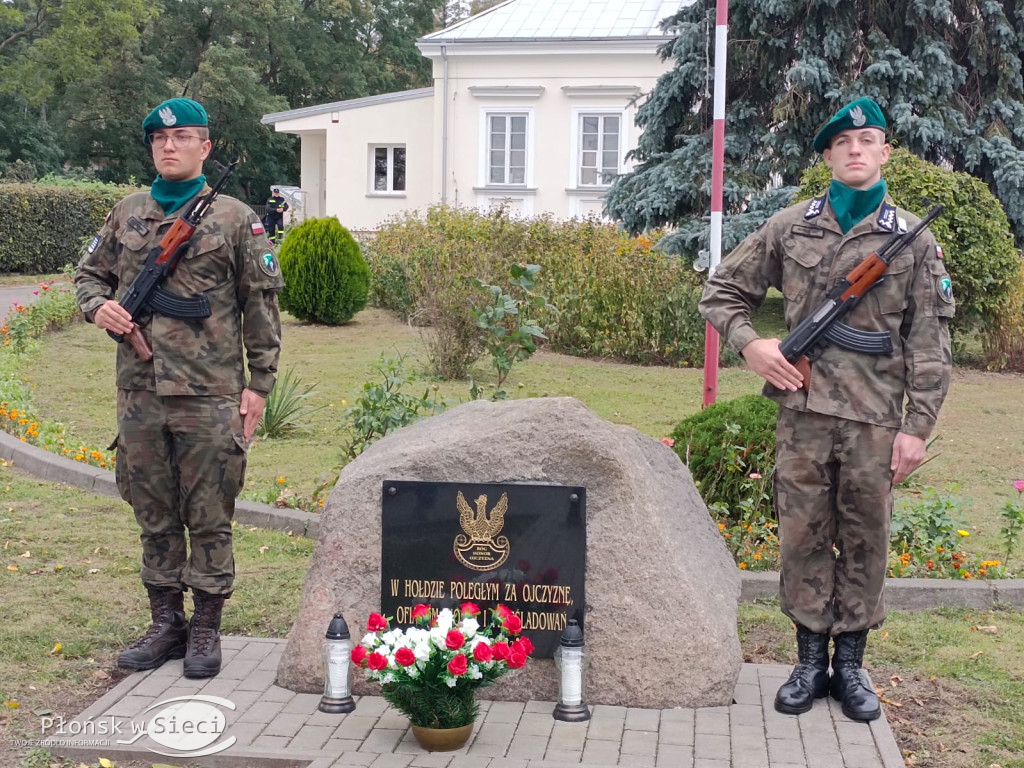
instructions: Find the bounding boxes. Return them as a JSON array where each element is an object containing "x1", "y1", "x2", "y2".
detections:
[{"x1": 276, "y1": 397, "x2": 742, "y2": 708}]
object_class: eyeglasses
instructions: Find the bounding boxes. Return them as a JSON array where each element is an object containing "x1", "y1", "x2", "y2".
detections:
[{"x1": 149, "y1": 133, "x2": 204, "y2": 148}]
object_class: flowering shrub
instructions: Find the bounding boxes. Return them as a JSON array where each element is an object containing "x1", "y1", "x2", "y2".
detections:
[
  {"x1": 353, "y1": 603, "x2": 533, "y2": 729},
  {"x1": 999, "y1": 480, "x2": 1024, "y2": 564}
]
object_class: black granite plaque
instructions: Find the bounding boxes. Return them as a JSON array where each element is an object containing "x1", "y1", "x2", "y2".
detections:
[{"x1": 380, "y1": 480, "x2": 586, "y2": 657}]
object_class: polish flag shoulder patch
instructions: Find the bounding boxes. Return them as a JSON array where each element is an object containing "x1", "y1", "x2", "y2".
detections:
[{"x1": 251, "y1": 220, "x2": 265, "y2": 235}]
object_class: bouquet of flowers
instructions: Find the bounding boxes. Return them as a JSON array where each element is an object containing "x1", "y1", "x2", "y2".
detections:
[{"x1": 352, "y1": 601, "x2": 534, "y2": 729}]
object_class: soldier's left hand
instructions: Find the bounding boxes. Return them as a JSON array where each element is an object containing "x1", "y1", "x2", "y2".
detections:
[
  {"x1": 240, "y1": 388, "x2": 267, "y2": 442},
  {"x1": 891, "y1": 432, "x2": 926, "y2": 485}
]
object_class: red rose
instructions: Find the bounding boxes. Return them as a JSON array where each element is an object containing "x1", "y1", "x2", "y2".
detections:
[
  {"x1": 508, "y1": 649, "x2": 527, "y2": 669},
  {"x1": 494, "y1": 604, "x2": 512, "y2": 620},
  {"x1": 460, "y1": 601, "x2": 481, "y2": 618},
  {"x1": 512, "y1": 637, "x2": 534, "y2": 657},
  {"x1": 411, "y1": 604, "x2": 431, "y2": 623},
  {"x1": 351, "y1": 646, "x2": 368, "y2": 665},
  {"x1": 503, "y1": 613, "x2": 523, "y2": 635},
  {"x1": 472, "y1": 642, "x2": 493, "y2": 662},
  {"x1": 367, "y1": 613, "x2": 387, "y2": 632},
  {"x1": 395, "y1": 647, "x2": 416, "y2": 667},
  {"x1": 447, "y1": 653, "x2": 468, "y2": 676},
  {"x1": 445, "y1": 630, "x2": 465, "y2": 650},
  {"x1": 491, "y1": 641, "x2": 510, "y2": 661},
  {"x1": 367, "y1": 652, "x2": 388, "y2": 671}
]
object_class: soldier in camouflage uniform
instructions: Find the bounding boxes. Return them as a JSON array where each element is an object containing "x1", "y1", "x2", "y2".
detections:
[
  {"x1": 699, "y1": 98, "x2": 953, "y2": 722},
  {"x1": 75, "y1": 97, "x2": 284, "y2": 679}
]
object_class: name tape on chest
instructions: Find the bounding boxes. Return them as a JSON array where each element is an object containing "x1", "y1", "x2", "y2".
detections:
[
  {"x1": 790, "y1": 224, "x2": 824, "y2": 239},
  {"x1": 127, "y1": 216, "x2": 149, "y2": 237}
]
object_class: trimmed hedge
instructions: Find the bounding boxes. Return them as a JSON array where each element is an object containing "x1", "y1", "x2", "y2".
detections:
[
  {"x1": 279, "y1": 216, "x2": 371, "y2": 325},
  {"x1": 0, "y1": 182, "x2": 136, "y2": 273}
]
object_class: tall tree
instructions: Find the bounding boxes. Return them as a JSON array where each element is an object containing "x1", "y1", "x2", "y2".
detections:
[{"x1": 606, "y1": 0, "x2": 1024, "y2": 254}]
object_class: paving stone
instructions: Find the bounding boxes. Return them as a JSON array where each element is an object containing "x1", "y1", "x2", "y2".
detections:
[
  {"x1": 486, "y1": 701, "x2": 526, "y2": 724},
  {"x1": 409, "y1": 755, "x2": 455, "y2": 767},
  {"x1": 199, "y1": 675, "x2": 241, "y2": 698},
  {"x1": 377, "y1": 710, "x2": 410, "y2": 730},
  {"x1": 766, "y1": 737, "x2": 806, "y2": 765},
  {"x1": 263, "y1": 712, "x2": 308, "y2": 738},
  {"x1": 543, "y1": 748, "x2": 582, "y2": 763},
  {"x1": 225, "y1": 720, "x2": 264, "y2": 747},
  {"x1": 360, "y1": 727, "x2": 406, "y2": 753},
  {"x1": 506, "y1": 734, "x2": 547, "y2": 760},
  {"x1": 728, "y1": 749, "x2": 768, "y2": 768},
  {"x1": 252, "y1": 733, "x2": 290, "y2": 749},
  {"x1": 235, "y1": 641, "x2": 276, "y2": 660},
  {"x1": 692, "y1": 759, "x2": 730, "y2": 768},
  {"x1": 616, "y1": 754, "x2": 654, "y2": 767},
  {"x1": 487, "y1": 759, "x2": 528, "y2": 768},
  {"x1": 586, "y1": 718, "x2": 624, "y2": 742},
  {"x1": 475, "y1": 720, "x2": 517, "y2": 745},
  {"x1": 549, "y1": 723, "x2": 588, "y2": 751},
  {"x1": 654, "y1": 744, "x2": 693, "y2": 768},
  {"x1": 515, "y1": 712, "x2": 554, "y2": 737},
  {"x1": 448, "y1": 757, "x2": 495, "y2": 768},
  {"x1": 620, "y1": 730, "x2": 656, "y2": 756},
  {"x1": 731, "y1": 684, "x2": 761, "y2": 707},
  {"x1": 728, "y1": 704, "x2": 763, "y2": 728},
  {"x1": 369, "y1": 755, "x2": 416, "y2": 768},
  {"x1": 234, "y1": 669, "x2": 279, "y2": 691},
  {"x1": 238, "y1": 700, "x2": 285, "y2": 723},
  {"x1": 469, "y1": 740, "x2": 512, "y2": 758},
  {"x1": 335, "y1": 715, "x2": 382, "y2": 740},
  {"x1": 624, "y1": 708, "x2": 659, "y2": 732},
  {"x1": 332, "y1": 752, "x2": 377, "y2": 767},
  {"x1": 841, "y1": 743, "x2": 885, "y2": 768},
  {"x1": 291, "y1": 724, "x2": 336, "y2": 750},
  {"x1": 694, "y1": 711, "x2": 730, "y2": 736},
  {"x1": 657, "y1": 716, "x2": 694, "y2": 747},
  {"x1": 693, "y1": 733, "x2": 730, "y2": 761},
  {"x1": 660, "y1": 708, "x2": 695, "y2": 726},
  {"x1": 762, "y1": 712, "x2": 802, "y2": 741},
  {"x1": 355, "y1": 697, "x2": 392, "y2": 717},
  {"x1": 590, "y1": 705, "x2": 626, "y2": 720},
  {"x1": 736, "y1": 665, "x2": 760, "y2": 686},
  {"x1": 729, "y1": 724, "x2": 766, "y2": 752},
  {"x1": 261, "y1": 684, "x2": 297, "y2": 703},
  {"x1": 284, "y1": 692, "x2": 325, "y2": 715},
  {"x1": 128, "y1": 674, "x2": 177, "y2": 698},
  {"x1": 581, "y1": 739, "x2": 619, "y2": 764},
  {"x1": 327, "y1": 738, "x2": 366, "y2": 754},
  {"x1": 219, "y1": 658, "x2": 261, "y2": 680},
  {"x1": 524, "y1": 700, "x2": 555, "y2": 714},
  {"x1": 836, "y1": 720, "x2": 878, "y2": 747},
  {"x1": 103, "y1": 696, "x2": 154, "y2": 718}
]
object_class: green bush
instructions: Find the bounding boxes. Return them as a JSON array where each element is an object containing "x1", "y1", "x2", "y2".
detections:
[
  {"x1": 363, "y1": 206, "x2": 709, "y2": 374},
  {"x1": 0, "y1": 180, "x2": 137, "y2": 273},
  {"x1": 669, "y1": 394, "x2": 778, "y2": 509},
  {"x1": 797, "y1": 149, "x2": 1020, "y2": 350},
  {"x1": 278, "y1": 217, "x2": 371, "y2": 325}
]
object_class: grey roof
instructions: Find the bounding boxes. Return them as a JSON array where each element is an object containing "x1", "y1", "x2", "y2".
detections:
[
  {"x1": 262, "y1": 88, "x2": 433, "y2": 126},
  {"x1": 421, "y1": 0, "x2": 685, "y2": 42}
]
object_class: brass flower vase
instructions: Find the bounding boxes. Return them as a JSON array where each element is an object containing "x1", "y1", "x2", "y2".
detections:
[{"x1": 409, "y1": 722, "x2": 474, "y2": 751}]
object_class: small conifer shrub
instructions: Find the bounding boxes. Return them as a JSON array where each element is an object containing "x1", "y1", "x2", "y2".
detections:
[{"x1": 278, "y1": 217, "x2": 370, "y2": 325}]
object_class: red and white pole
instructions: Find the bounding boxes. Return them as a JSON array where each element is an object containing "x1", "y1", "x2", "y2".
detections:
[{"x1": 702, "y1": 0, "x2": 729, "y2": 408}]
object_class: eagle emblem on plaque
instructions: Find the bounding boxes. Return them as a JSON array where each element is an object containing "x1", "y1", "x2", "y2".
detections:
[{"x1": 454, "y1": 491, "x2": 510, "y2": 571}]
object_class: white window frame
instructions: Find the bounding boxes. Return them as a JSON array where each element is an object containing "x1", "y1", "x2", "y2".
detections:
[
  {"x1": 478, "y1": 107, "x2": 535, "y2": 188},
  {"x1": 368, "y1": 144, "x2": 407, "y2": 196},
  {"x1": 568, "y1": 107, "x2": 629, "y2": 190}
]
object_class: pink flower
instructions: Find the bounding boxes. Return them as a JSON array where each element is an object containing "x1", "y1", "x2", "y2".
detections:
[
  {"x1": 1014, "y1": 480, "x2": 1024, "y2": 493},
  {"x1": 447, "y1": 654, "x2": 468, "y2": 676},
  {"x1": 394, "y1": 647, "x2": 416, "y2": 667},
  {"x1": 367, "y1": 613, "x2": 387, "y2": 632},
  {"x1": 749, "y1": 472, "x2": 762, "y2": 479},
  {"x1": 660, "y1": 437, "x2": 675, "y2": 447}
]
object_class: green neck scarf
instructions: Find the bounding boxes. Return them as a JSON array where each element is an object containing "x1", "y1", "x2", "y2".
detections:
[
  {"x1": 828, "y1": 178, "x2": 887, "y2": 234},
  {"x1": 151, "y1": 174, "x2": 206, "y2": 215}
]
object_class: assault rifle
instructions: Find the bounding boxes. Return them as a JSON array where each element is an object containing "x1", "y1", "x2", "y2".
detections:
[
  {"x1": 778, "y1": 204, "x2": 943, "y2": 390},
  {"x1": 108, "y1": 160, "x2": 238, "y2": 361}
]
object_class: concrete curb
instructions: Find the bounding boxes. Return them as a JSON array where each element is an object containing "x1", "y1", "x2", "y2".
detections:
[{"x1": 3, "y1": 430, "x2": 1022, "y2": 611}]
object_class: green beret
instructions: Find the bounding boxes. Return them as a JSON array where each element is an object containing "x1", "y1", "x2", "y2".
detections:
[
  {"x1": 142, "y1": 98, "x2": 208, "y2": 143},
  {"x1": 813, "y1": 97, "x2": 886, "y2": 153}
]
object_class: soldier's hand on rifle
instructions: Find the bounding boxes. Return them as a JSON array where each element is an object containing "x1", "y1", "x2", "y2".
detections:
[
  {"x1": 741, "y1": 338, "x2": 804, "y2": 392},
  {"x1": 891, "y1": 432, "x2": 926, "y2": 485},
  {"x1": 94, "y1": 300, "x2": 136, "y2": 336},
  {"x1": 239, "y1": 388, "x2": 267, "y2": 442}
]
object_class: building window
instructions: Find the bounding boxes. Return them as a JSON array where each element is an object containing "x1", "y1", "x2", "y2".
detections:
[
  {"x1": 371, "y1": 145, "x2": 406, "y2": 194},
  {"x1": 578, "y1": 114, "x2": 620, "y2": 186},
  {"x1": 488, "y1": 114, "x2": 527, "y2": 185}
]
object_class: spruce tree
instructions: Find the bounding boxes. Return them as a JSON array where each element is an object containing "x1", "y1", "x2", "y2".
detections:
[{"x1": 606, "y1": 0, "x2": 1024, "y2": 253}]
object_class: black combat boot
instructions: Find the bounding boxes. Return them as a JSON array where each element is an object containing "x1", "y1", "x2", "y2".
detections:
[
  {"x1": 830, "y1": 630, "x2": 881, "y2": 722},
  {"x1": 117, "y1": 586, "x2": 189, "y2": 671},
  {"x1": 774, "y1": 625, "x2": 831, "y2": 714},
  {"x1": 184, "y1": 589, "x2": 227, "y2": 679}
]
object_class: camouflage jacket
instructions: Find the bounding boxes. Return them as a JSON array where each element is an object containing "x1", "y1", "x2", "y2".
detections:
[
  {"x1": 699, "y1": 194, "x2": 954, "y2": 440},
  {"x1": 75, "y1": 189, "x2": 284, "y2": 397}
]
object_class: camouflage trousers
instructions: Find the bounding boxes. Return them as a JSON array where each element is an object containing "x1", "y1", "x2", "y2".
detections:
[
  {"x1": 115, "y1": 389, "x2": 248, "y2": 595},
  {"x1": 775, "y1": 407, "x2": 897, "y2": 635}
]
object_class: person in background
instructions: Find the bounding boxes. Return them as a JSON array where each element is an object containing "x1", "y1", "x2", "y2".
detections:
[{"x1": 265, "y1": 187, "x2": 289, "y2": 244}]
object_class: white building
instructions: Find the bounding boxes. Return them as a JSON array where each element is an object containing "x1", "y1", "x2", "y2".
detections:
[{"x1": 261, "y1": 0, "x2": 684, "y2": 230}]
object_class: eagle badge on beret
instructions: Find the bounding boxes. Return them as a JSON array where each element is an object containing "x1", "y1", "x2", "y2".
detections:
[{"x1": 159, "y1": 106, "x2": 177, "y2": 126}]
